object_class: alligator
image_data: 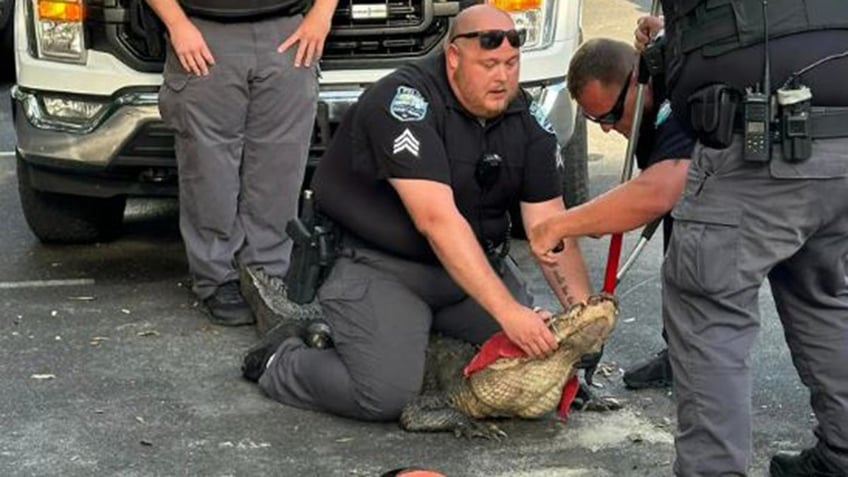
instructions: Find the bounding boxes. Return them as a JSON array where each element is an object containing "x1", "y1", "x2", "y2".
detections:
[
  {"x1": 400, "y1": 294, "x2": 619, "y2": 439},
  {"x1": 240, "y1": 266, "x2": 620, "y2": 439},
  {"x1": 239, "y1": 266, "x2": 325, "y2": 337}
]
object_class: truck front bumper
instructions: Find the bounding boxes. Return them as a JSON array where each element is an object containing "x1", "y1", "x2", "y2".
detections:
[{"x1": 12, "y1": 79, "x2": 576, "y2": 197}]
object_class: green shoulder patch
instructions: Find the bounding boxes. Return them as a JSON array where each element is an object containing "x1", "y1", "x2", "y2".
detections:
[
  {"x1": 390, "y1": 86, "x2": 429, "y2": 122},
  {"x1": 655, "y1": 100, "x2": 672, "y2": 128}
]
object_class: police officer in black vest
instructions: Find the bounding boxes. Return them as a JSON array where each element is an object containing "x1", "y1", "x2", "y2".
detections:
[
  {"x1": 147, "y1": 0, "x2": 334, "y2": 325},
  {"x1": 654, "y1": 1, "x2": 848, "y2": 475},
  {"x1": 242, "y1": 5, "x2": 595, "y2": 422}
]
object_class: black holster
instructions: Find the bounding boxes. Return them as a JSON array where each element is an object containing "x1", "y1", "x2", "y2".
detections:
[
  {"x1": 284, "y1": 192, "x2": 340, "y2": 305},
  {"x1": 687, "y1": 84, "x2": 740, "y2": 149}
]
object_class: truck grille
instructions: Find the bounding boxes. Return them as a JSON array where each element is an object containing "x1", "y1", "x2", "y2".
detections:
[
  {"x1": 321, "y1": 0, "x2": 449, "y2": 67},
  {"x1": 108, "y1": 118, "x2": 333, "y2": 192},
  {"x1": 113, "y1": 118, "x2": 332, "y2": 167},
  {"x1": 86, "y1": 0, "x2": 453, "y2": 72}
]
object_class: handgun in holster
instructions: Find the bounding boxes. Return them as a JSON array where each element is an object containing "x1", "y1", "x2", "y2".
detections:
[{"x1": 284, "y1": 190, "x2": 337, "y2": 305}]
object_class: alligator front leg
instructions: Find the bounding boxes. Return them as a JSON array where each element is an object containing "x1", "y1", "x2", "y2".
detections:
[{"x1": 400, "y1": 395, "x2": 507, "y2": 441}]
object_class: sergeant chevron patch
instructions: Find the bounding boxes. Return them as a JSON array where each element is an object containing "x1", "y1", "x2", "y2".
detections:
[{"x1": 393, "y1": 128, "x2": 420, "y2": 157}]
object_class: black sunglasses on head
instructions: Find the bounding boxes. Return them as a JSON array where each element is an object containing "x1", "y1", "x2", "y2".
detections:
[
  {"x1": 584, "y1": 68, "x2": 632, "y2": 125},
  {"x1": 450, "y1": 29, "x2": 527, "y2": 50}
]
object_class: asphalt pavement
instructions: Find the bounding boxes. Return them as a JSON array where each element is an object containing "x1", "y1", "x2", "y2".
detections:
[{"x1": 0, "y1": 2, "x2": 821, "y2": 475}]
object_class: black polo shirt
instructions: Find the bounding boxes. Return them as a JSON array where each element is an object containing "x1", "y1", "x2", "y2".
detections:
[
  {"x1": 635, "y1": 78, "x2": 696, "y2": 170},
  {"x1": 636, "y1": 100, "x2": 695, "y2": 170},
  {"x1": 312, "y1": 52, "x2": 562, "y2": 263},
  {"x1": 178, "y1": 0, "x2": 306, "y2": 20}
]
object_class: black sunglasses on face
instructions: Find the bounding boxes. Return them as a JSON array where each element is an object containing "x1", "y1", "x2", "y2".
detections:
[
  {"x1": 584, "y1": 69, "x2": 632, "y2": 125},
  {"x1": 450, "y1": 29, "x2": 527, "y2": 50}
]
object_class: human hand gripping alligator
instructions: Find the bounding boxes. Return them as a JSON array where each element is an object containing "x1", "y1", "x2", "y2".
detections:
[{"x1": 241, "y1": 266, "x2": 620, "y2": 440}]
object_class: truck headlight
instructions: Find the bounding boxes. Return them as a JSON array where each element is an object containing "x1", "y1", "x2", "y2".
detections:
[
  {"x1": 488, "y1": 0, "x2": 556, "y2": 51},
  {"x1": 31, "y1": 0, "x2": 86, "y2": 63}
]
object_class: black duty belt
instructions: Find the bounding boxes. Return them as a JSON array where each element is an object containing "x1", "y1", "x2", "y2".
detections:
[
  {"x1": 735, "y1": 106, "x2": 848, "y2": 140},
  {"x1": 805, "y1": 107, "x2": 848, "y2": 139}
]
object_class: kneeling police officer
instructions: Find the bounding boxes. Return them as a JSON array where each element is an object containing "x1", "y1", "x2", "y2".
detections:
[{"x1": 242, "y1": 4, "x2": 595, "y2": 422}]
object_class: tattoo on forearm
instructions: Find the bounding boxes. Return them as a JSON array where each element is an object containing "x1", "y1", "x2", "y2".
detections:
[{"x1": 547, "y1": 263, "x2": 576, "y2": 306}]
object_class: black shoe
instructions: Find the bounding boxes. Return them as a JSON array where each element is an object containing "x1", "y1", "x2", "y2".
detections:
[
  {"x1": 204, "y1": 281, "x2": 255, "y2": 327},
  {"x1": 623, "y1": 348, "x2": 672, "y2": 390},
  {"x1": 241, "y1": 319, "x2": 333, "y2": 382},
  {"x1": 770, "y1": 448, "x2": 846, "y2": 477},
  {"x1": 577, "y1": 346, "x2": 604, "y2": 386}
]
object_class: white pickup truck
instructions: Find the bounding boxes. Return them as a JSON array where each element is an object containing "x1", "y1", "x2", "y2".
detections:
[{"x1": 12, "y1": 0, "x2": 587, "y2": 243}]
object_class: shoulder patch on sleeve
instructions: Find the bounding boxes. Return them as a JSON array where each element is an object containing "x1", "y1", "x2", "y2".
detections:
[
  {"x1": 655, "y1": 100, "x2": 672, "y2": 128},
  {"x1": 390, "y1": 86, "x2": 429, "y2": 122},
  {"x1": 529, "y1": 101, "x2": 555, "y2": 134}
]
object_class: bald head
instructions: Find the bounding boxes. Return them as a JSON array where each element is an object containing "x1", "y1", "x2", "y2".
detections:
[
  {"x1": 443, "y1": 4, "x2": 521, "y2": 119},
  {"x1": 446, "y1": 4, "x2": 514, "y2": 48}
]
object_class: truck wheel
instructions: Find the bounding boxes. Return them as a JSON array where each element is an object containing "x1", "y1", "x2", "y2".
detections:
[
  {"x1": 17, "y1": 158, "x2": 126, "y2": 243},
  {"x1": 510, "y1": 113, "x2": 590, "y2": 239},
  {"x1": 560, "y1": 112, "x2": 589, "y2": 208}
]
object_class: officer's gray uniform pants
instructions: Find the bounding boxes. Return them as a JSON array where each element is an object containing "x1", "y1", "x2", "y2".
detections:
[
  {"x1": 258, "y1": 246, "x2": 533, "y2": 420},
  {"x1": 662, "y1": 136, "x2": 848, "y2": 476},
  {"x1": 159, "y1": 15, "x2": 317, "y2": 299}
]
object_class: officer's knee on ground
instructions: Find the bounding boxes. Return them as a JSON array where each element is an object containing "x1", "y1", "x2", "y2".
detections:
[{"x1": 354, "y1": 386, "x2": 419, "y2": 421}]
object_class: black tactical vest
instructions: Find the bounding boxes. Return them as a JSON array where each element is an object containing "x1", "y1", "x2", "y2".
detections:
[
  {"x1": 178, "y1": 0, "x2": 307, "y2": 20},
  {"x1": 663, "y1": 0, "x2": 848, "y2": 91}
]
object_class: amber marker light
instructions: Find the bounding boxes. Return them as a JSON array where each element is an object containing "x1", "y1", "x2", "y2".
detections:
[
  {"x1": 488, "y1": 0, "x2": 543, "y2": 12},
  {"x1": 37, "y1": 0, "x2": 84, "y2": 22}
]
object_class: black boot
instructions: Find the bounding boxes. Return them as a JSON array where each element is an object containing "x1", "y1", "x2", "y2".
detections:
[
  {"x1": 241, "y1": 320, "x2": 332, "y2": 382},
  {"x1": 770, "y1": 448, "x2": 846, "y2": 477},
  {"x1": 623, "y1": 348, "x2": 672, "y2": 390},
  {"x1": 204, "y1": 281, "x2": 255, "y2": 326}
]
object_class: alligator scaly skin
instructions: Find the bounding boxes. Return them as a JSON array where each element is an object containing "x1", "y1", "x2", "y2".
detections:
[{"x1": 239, "y1": 266, "x2": 324, "y2": 335}]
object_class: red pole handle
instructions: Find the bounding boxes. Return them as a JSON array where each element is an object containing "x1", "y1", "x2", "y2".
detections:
[{"x1": 603, "y1": 233, "x2": 623, "y2": 293}]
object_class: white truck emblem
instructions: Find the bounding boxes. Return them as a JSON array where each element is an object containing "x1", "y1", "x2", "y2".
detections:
[{"x1": 351, "y1": 4, "x2": 389, "y2": 20}]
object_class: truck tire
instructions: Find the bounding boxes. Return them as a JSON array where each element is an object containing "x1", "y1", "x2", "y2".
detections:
[
  {"x1": 17, "y1": 158, "x2": 126, "y2": 243},
  {"x1": 560, "y1": 112, "x2": 589, "y2": 208},
  {"x1": 510, "y1": 112, "x2": 590, "y2": 239}
]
